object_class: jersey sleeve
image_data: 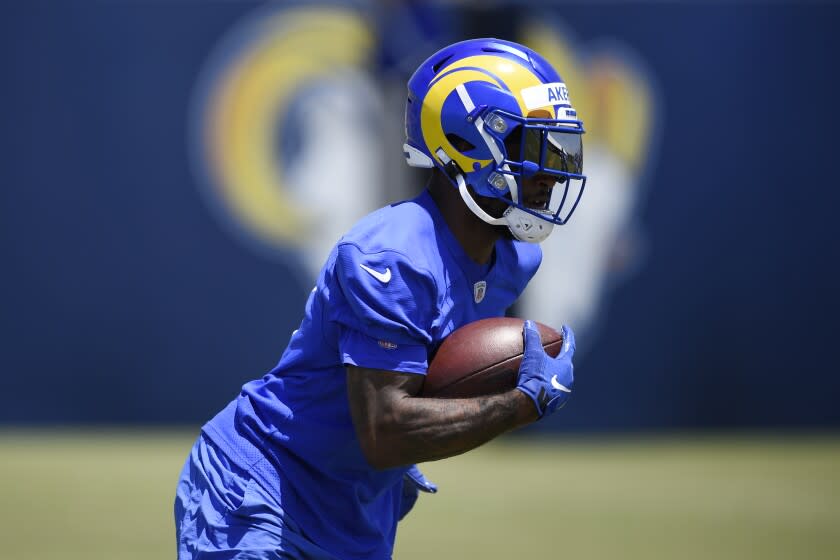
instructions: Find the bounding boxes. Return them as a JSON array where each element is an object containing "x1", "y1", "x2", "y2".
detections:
[{"x1": 331, "y1": 241, "x2": 440, "y2": 374}]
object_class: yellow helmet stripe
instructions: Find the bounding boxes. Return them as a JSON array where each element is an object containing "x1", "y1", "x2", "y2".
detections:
[
  {"x1": 435, "y1": 55, "x2": 545, "y2": 115},
  {"x1": 421, "y1": 55, "x2": 547, "y2": 172}
]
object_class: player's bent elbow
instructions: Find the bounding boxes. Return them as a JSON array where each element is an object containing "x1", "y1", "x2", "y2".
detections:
[
  {"x1": 346, "y1": 365, "x2": 421, "y2": 469},
  {"x1": 356, "y1": 415, "x2": 412, "y2": 470},
  {"x1": 365, "y1": 449, "x2": 401, "y2": 470},
  {"x1": 357, "y1": 434, "x2": 404, "y2": 470}
]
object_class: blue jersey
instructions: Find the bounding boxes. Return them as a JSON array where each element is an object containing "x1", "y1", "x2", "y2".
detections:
[{"x1": 202, "y1": 190, "x2": 541, "y2": 559}]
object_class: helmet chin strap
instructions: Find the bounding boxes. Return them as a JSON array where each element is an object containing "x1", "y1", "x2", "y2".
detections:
[{"x1": 455, "y1": 174, "x2": 553, "y2": 243}]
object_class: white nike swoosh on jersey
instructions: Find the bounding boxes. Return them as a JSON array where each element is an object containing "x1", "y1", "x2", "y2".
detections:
[
  {"x1": 359, "y1": 263, "x2": 392, "y2": 283},
  {"x1": 550, "y1": 375, "x2": 572, "y2": 392}
]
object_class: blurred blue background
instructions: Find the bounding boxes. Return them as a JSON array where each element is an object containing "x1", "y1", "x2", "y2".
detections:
[{"x1": 2, "y1": 0, "x2": 839, "y2": 431}]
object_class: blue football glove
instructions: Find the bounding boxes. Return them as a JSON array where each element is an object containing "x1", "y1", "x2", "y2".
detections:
[
  {"x1": 399, "y1": 465, "x2": 437, "y2": 521},
  {"x1": 516, "y1": 321, "x2": 576, "y2": 418}
]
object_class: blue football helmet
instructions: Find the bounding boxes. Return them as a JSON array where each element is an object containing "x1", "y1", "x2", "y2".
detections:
[{"x1": 404, "y1": 38, "x2": 586, "y2": 242}]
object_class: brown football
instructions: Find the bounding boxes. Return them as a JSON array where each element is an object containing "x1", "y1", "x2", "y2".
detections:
[{"x1": 421, "y1": 317, "x2": 563, "y2": 398}]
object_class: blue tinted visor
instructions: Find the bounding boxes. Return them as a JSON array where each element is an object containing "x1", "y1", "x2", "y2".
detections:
[{"x1": 523, "y1": 127, "x2": 584, "y2": 177}]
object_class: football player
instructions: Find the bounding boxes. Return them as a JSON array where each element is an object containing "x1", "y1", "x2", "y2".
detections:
[{"x1": 175, "y1": 38, "x2": 585, "y2": 559}]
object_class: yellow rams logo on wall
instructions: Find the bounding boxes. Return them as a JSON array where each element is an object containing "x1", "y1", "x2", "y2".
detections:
[
  {"x1": 189, "y1": 4, "x2": 380, "y2": 266},
  {"x1": 190, "y1": 4, "x2": 661, "y2": 345},
  {"x1": 516, "y1": 19, "x2": 661, "y2": 341},
  {"x1": 523, "y1": 21, "x2": 656, "y2": 172}
]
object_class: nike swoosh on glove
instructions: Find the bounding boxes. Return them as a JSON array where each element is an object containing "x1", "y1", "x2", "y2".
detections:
[{"x1": 516, "y1": 321, "x2": 576, "y2": 418}]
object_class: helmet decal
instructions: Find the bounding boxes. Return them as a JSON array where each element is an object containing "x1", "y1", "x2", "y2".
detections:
[{"x1": 420, "y1": 68, "x2": 498, "y2": 172}]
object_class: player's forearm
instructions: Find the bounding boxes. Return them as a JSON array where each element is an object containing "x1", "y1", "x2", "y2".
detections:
[
  {"x1": 347, "y1": 366, "x2": 538, "y2": 469},
  {"x1": 364, "y1": 390, "x2": 536, "y2": 469}
]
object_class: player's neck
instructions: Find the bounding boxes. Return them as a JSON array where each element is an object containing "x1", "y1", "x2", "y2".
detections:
[{"x1": 427, "y1": 174, "x2": 501, "y2": 266}]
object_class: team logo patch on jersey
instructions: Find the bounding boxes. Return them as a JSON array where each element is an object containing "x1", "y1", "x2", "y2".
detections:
[
  {"x1": 473, "y1": 281, "x2": 487, "y2": 303},
  {"x1": 378, "y1": 340, "x2": 398, "y2": 350}
]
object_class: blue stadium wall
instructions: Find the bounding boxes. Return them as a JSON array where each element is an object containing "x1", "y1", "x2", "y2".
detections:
[{"x1": 2, "y1": 1, "x2": 838, "y2": 430}]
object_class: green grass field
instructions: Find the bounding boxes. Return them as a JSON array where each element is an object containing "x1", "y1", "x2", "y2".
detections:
[{"x1": 1, "y1": 430, "x2": 838, "y2": 559}]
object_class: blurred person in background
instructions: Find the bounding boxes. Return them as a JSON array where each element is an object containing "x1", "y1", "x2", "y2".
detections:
[{"x1": 175, "y1": 38, "x2": 585, "y2": 560}]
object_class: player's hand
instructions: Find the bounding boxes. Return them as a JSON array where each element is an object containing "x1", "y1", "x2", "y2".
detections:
[
  {"x1": 516, "y1": 321, "x2": 576, "y2": 418},
  {"x1": 399, "y1": 465, "x2": 437, "y2": 521}
]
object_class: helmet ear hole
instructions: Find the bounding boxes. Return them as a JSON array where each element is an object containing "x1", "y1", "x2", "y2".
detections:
[
  {"x1": 445, "y1": 133, "x2": 476, "y2": 152},
  {"x1": 432, "y1": 55, "x2": 454, "y2": 73}
]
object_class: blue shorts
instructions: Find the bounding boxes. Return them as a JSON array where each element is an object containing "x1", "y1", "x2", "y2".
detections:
[{"x1": 174, "y1": 434, "x2": 336, "y2": 560}]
